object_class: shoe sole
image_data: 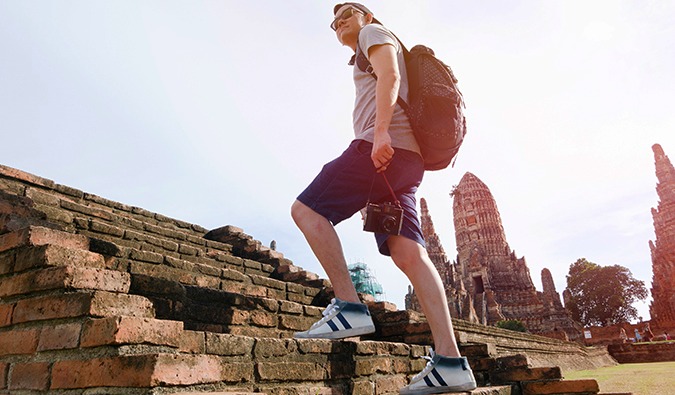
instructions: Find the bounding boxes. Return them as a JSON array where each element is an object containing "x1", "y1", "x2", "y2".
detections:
[
  {"x1": 294, "y1": 325, "x2": 375, "y2": 340},
  {"x1": 399, "y1": 382, "x2": 476, "y2": 395}
]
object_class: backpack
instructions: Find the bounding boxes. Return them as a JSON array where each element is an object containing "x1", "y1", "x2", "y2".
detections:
[{"x1": 355, "y1": 35, "x2": 467, "y2": 171}]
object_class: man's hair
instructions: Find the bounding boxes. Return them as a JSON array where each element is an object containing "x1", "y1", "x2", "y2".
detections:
[{"x1": 333, "y1": 3, "x2": 383, "y2": 25}]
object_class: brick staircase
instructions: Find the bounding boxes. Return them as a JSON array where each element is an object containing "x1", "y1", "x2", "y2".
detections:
[{"x1": 0, "y1": 164, "x2": 622, "y2": 394}]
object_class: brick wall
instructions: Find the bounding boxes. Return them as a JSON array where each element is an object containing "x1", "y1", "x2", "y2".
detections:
[{"x1": 0, "y1": 163, "x2": 616, "y2": 394}]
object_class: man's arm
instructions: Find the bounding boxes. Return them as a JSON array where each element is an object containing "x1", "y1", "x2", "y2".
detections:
[{"x1": 368, "y1": 43, "x2": 400, "y2": 172}]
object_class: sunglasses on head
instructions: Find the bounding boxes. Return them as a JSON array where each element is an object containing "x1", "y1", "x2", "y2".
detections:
[{"x1": 330, "y1": 7, "x2": 363, "y2": 31}]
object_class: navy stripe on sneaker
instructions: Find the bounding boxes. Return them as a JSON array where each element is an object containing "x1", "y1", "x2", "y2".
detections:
[
  {"x1": 423, "y1": 376, "x2": 434, "y2": 387},
  {"x1": 335, "y1": 312, "x2": 352, "y2": 329},
  {"x1": 326, "y1": 319, "x2": 339, "y2": 331},
  {"x1": 431, "y1": 368, "x2": 448, "y2": 387}
]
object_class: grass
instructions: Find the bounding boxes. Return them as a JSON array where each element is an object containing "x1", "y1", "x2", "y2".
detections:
[{"x1": 565, "y1": 362, "x2": 675, "y2": 395}]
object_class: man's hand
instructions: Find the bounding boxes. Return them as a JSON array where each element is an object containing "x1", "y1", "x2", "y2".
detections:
[{"x1": 372, "y1": 132, "x2": 394, "y2": 172}]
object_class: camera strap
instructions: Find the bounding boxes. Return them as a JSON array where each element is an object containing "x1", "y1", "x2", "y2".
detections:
[{"x1": 367, "y1": 172, "x2": 401, "y2": 207}]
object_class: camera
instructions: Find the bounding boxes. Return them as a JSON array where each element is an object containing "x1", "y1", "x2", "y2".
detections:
[{"x1": 363, "y1": 202, "x2": 404, "y2": 236}]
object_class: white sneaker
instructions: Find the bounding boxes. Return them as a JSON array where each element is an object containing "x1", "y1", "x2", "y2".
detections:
[
  {"x1": 294, "y1": 298, "x2": 376, "y2": 339},
  {"x1": 400, "y1": 348, "x2": 477, "y2": 395}
]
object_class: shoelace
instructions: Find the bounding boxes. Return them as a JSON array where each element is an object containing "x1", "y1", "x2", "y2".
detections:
[
  {"x1": 310, "y1": 298, "x2": 340, "y2": 329},
  {"x1": 411, "y1": 348, "x2": 437, "y2": 382}
]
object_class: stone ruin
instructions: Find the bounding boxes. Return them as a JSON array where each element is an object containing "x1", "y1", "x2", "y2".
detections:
[
  {"x1": 406, "y1": 173, "x2": 582, "y2": 342},
  {"x1": 0, "y1": 163, "x2": 620, "y2": 394},
  {"x1": 649, "y1": 143, "x2": 675, "y2": 334}
]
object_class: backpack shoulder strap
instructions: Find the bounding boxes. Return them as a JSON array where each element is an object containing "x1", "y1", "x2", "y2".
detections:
[{"x1": 353, "y1": 37, "x2": 410, "y2": 112}]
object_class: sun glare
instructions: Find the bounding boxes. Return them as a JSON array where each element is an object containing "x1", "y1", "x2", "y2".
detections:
[{"x1": 583, "y1": 20, "x2": 615, "y2": 42}]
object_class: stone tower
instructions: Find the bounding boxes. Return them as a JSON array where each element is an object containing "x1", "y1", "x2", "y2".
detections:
[
  {"x1": 405, "y1": 172, "x2": 581, "y2": 340},
  {"x1": 649, "y1": 144, "x2": 675, "y2": 330}
]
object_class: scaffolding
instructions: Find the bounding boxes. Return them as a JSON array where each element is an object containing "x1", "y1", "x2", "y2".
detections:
[{"x1": 348, "y1": 262, "x2": 384, "y2": 300}]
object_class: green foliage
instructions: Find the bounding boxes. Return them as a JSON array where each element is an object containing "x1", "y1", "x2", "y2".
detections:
[
  {"x1": 565, "y1": 258, "x2": 648, "y2": 327},
  {"x1": 495, "y1": 319, "x2": 528, "y2": 332}
]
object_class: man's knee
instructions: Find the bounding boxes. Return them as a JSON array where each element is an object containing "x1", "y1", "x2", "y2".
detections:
[
  {"x1": 291, "y1": 200, "x2": 311, "y2": 225},
  {"x1": 388, "y1": 236, "x2": 426, "y2": 271}
]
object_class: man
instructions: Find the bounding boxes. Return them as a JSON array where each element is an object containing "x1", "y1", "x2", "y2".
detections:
[{"x1": 290, "y1": 3, "x2": 477, "y2": 394}]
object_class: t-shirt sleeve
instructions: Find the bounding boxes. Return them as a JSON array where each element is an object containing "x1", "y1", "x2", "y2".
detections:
[{"x1": 358, "y1": 24, "x2": 398, "y2": 60}]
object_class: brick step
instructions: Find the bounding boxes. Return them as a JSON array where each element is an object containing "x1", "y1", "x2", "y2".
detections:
[
  {"x1": 467, "y1": 387, "x2": 512, "y2": 395},
  {"x1": 130, "y1": 273, "x2": 324, "y2": 338},
  {"x1": 0, "y1": 265, "x2": 130, "y2": 299},
  {"x1": 519, "y1": 378, "x2": 599, "y2": 394},
  {"x1": 0, "y1": 290, "x2": 154, "y2": 330},
  {"x1": 0, "y1": 226, "x2": 88, "y2": 256}
]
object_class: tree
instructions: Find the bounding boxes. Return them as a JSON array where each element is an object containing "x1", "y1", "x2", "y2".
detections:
[
  {"x1": 495, "y1": 319, "x2": 528, "y2": 332},
  {"x1": 565, "y1": 258, "x2": 648, "y2": 326}
]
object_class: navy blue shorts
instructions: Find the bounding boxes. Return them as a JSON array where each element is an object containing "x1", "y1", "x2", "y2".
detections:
[{"x1": 297, "y1": 139, "x2": 426, "y2": 256}]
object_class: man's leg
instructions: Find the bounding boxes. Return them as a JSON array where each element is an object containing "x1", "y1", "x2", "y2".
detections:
[
  {"x1": 387, "y1": 235, "x2": 460, "y2": 357},
  {"x1": 389, "y1": 236, "x2": 477, "y2": 394},
  {"x1": 291, "y1": 199, "x2": 360, "y2": 303}
]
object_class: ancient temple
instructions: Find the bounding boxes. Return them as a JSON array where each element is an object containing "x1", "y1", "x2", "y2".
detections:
[
  {"x1": 406, "y1": 172, "x2": 581, "y2": 341},
  {"x1": 649, "y1": 144, "x2": 675, "y2": 331}
]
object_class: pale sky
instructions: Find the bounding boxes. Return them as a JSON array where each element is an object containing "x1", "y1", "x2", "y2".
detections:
[{"x1": 2, "y1": 1, "x2": 673, "y2": 323}]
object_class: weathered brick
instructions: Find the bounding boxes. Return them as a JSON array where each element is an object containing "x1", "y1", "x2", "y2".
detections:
[
  {"x1": 205, "y1": 333, "x2": 254, "y2": 356},
  {"x1": 279, "y1": 315, "x2": 316, "y2": 332},
  {"x1": 34, "y1": 203, "x2": 74, "y2": 224},
  {"x1": 355, "y1": 357, "x2": 393, "y2": 375},
  {"x1": 251, "y1": 275, "x2": 286, "y2": 290},
  {"x1": 14, "y1": 244, "x2": 105, "y2": 273},
  {"x1": 89, "y1": 291, "x2": 155, "y2": 318},
  {"x1": 81, "y1": 316, "x2": 183, "y2": 348},
  {"x1": 178, "y1": 244, "x2": 199, "y2": 256},
  {"x1": 193, "y1": 262, "x2": 221, "y2": 277},
  {"x1": 179, "y1": 330, "x2": 205, "y2": 354},
  {"x1": 8, "y1": 362, "x2": 50, "y2": 390},
  {"x1": 0, "y1": 226, "x2": 88, "y2": 254},
  {"x1": 352, "y1": 380, "x2": 375, "y2": 395},
  {"x1": 51, "y1": 355, "x2": 155, "y2": 388},
  {"x1": 89, "y1": 220, "x2": 125, "y2": 237},
  {"x1": 221, "y1": 268, "x2": 248, "y2": 282},
  {"x1": 129, "y1": 249, "x2": 164, "y2": 264},
  {"x1": 495, "y1": 354, "x2": 530, "y2": 370},
  {"x1": 151, "y1": 354, "x2": 226, "y2": 385},
  {"x1": 460, "y1": 343, "x2": 496, "y2": 357},
  {"x1": 51, "y1": 354, "x2": 226, "y2": 388},
  {"x1": 218, "y1": 362, "x2": 255, "y2": 383},
  {"x1": 0, "y1": 362, "x2": 7, "y2": 389},
  {"x1": 54, "y1": 184, "x2": 84, "y2": 198},
  {"x1": 0, "y1": 164, "x2": 54, "y2": 188},
  {"x1": 280, "y1": 301, "x2": 303, "y2": 315},
  {"x1": 491, "y1": 367, "x2": 561, "y2": 384},
  {"x1": 297, "y1": 339, "x2": 334, "y2": 354},
  {"x1": 521, "y1": 379, "x2": 599, "y2": 395},
  {"x1": 0, "y1": 266, "x2": 130, "y2": 298},
  {"x1": 0, "y1": 250, "x2": 14, "y2": 275},
  {"x1": 257, "y1": 362, "x2": 326, "y2": 381},
  {"x1": 12, "y1": 291, "x2": 154, "y2": 324},
  {"x1": 0, "y1": 303, "x2": 13, "y2": 327},
  {"x1": 254, "y1": 338, "x2": 297, "y2": 358},
  {"x1": 243, "y1": 259, "x2": 262, "y2": 271},
  {"x1": 60, "y1": 199, "x2": 112, "y2": 221},
  {"x1": 37, "y1": 322, "x2": 82, "y2": 351},
  {"x1": 374, "y1": 375, "x2": 407, "y2": 395},
  {"x1": 355, "y1": 341, "x2": 409, "y2": 357},
  {"x1": 0, "y1": 329, "x2": 39, "y2": 356},
  {"x1": 250, "y1": 310, "x2": 278, "y2": 328}
]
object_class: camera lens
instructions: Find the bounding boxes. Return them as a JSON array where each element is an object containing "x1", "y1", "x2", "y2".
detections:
[{"x1": 381, "y1": 215, "x2": 397, "y2": 233}]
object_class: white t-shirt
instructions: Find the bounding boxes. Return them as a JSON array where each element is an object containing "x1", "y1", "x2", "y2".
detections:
[{"x1": 352, "y1": 24, "x2": 420, "y2": 155}]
